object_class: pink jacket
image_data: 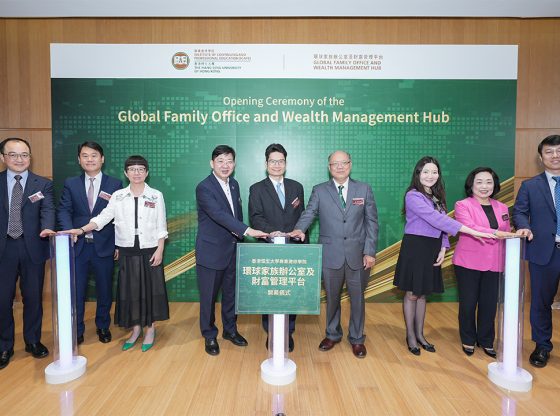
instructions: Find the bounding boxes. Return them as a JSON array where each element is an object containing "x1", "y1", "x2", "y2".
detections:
[{"x1": 452, "y1": 197, "x2": 511, "y2": 272}]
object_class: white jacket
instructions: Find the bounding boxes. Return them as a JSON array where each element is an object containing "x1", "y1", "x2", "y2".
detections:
[{"x1": 91, "y1": 183, "x2": 168, "y2": 248}]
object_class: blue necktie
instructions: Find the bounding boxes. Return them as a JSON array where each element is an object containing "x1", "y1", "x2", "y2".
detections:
[
  {"x1": 553, "y1": 176, "x2": 560, "y2": 235},
  {"x1": 276, "y1": 182, "x2": 285, "y2": 209}
]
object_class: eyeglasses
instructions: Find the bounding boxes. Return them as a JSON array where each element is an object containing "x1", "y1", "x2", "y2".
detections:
[
  {"x1": 268, "y1": 159, "x2": 286, "y2": 166},
  {"x1": 329, "y1": 161, "x2": 351, "y2": 168},
  {"x1": 3, "y1": 152, "x2": 31, "y2": 160},
  {"x1": 127, "y1": 167, "x2": 147, "y2": 174},
  {"x1": 214, "y1": 159, "x2": 235, "y2": 166}
]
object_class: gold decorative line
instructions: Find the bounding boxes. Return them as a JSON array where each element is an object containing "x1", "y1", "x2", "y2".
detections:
[{"x1": 163, "y1": 177, "x2": 515, "y2": 302}]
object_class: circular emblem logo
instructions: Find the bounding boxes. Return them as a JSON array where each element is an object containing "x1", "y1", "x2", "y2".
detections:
[{"x1": 172, "y1": 52, "x2": 190, "y2": 70}]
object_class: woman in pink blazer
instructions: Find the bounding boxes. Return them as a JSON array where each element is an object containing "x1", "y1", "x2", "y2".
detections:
[{"x1": 452, "y1": 167, "x2": 517, "y2": 357}]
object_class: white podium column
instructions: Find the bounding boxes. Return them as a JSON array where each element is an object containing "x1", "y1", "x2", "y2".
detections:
[
  {"x1": 260, "y1": 236, "x2": 297, "y2": 386},
  {"x1": 45, "y1": 234, "x2": 87, "y2": 384},
  {"x1": 488, "y1": 238, "x2": 532, "y2": 392}
]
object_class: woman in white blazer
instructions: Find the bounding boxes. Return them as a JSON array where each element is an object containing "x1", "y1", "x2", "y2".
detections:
[{"x1": 64, "y1": 155, "x2": 169, "y2": 352}]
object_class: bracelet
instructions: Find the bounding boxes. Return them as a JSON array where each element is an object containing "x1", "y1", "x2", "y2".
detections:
[{"x1": 80, "y1": 227, "x2": 86, "y2": 235}]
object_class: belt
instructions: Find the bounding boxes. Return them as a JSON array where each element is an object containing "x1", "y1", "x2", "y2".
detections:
[
  {"x1": 84, "y1": 237, "x2": 95, "y2": 244},
  {"x1": 7, "y1": 235, "x2": 23, "y2": 240}
]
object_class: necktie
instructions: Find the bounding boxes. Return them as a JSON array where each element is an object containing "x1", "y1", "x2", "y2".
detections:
[
  {"x1": 88, "y1": 177, "x2": 95, "y2": 213},
  {"x1": 338, "y1": 185, "x2": 346, "y2": 209},
  {"x1": 276, "y1": 182, "x2": 285, "y2": 209},
  {"x1": 8, "y1": 175, "x2": 23, "y2": 238},
  {"x1": 553, "y1": 176, "x2": 560, "y2": 235}
]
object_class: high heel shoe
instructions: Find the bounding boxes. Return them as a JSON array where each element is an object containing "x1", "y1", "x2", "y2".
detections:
[
  {"x1": 406, "y1": 338, "x2": 421, "y2": 356},
  {"x1": 462, "y1": 344, "x2": 475, "y2": 356},
  {"x1": 476, "y1": 342, "x2": 496, "y2": 358},
  {"x1": 122, "y1": 329, "x2": 142, "y2": 351},
  {"x1": 142, "y1": 329, "x2": 156, "y2": 352},
  {"x1": 417, "y1": 338, "x2": 436, "y2": 353}
]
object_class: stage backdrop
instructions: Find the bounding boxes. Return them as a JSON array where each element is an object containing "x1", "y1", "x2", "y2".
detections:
[{"x1": 50, "y1": 44, "x2": 517, "y2": 302}]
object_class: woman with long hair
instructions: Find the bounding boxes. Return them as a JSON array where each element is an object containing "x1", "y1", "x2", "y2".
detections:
[{"x1": 393, "y1": 156, "x2": 497, "y2": 356}]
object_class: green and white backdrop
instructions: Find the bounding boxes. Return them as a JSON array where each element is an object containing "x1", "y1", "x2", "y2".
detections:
[{"x1": 50, "y1": 44, "x2": 517, "y2": 302}]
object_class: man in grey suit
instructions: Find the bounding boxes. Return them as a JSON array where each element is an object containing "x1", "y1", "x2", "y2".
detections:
[{"x1": 291, "y1": 150, "x2": 378, "y2": 358}]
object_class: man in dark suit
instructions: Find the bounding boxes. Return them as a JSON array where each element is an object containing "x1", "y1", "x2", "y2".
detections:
[
  {"x1": 0, "y1": 137, "x2": 55, "y2": 369},
  {"x1": 58, "y1": 141, "x2": 122, "y2": 345},
  {"x1": 291, "y1": 150, "x2": 378, "y2": 358},
  {"x1": 514, "y1": 134, "x2": 560, "y2": 368},
  {"x1": 195, "y1": 145, "x2": 267, "y2": 356},
  {"x1": 248, "y1": 143, "x2": 305, "y2": 352}
]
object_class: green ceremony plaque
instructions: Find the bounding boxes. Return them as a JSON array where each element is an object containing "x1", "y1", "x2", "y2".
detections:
[{"x1": 235, "y1": 243, "x2": 322, "y2": 315}]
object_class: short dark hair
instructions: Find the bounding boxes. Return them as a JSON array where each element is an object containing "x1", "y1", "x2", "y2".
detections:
[
  {"x1": 538, "y1": 135, "x2": 560, "y2": 155},
  {"x1": 124, "y1": 155, "x2": 149, "y2": 171},
  {"x1": 464, "y1": 167, "x2": 501, "y2": 198},
  {"x1": 265, "y1": 143, "x2": 287, "y2": 161},
  {"x1": 0, "y1": 137, "x2": 31, "y2": 154},
  {"x1": 211, "y1": 145, "x2": 236, "y2": 160},
  {"x1": 78, "y1": 141, "x2": 104, "y2": 157}
]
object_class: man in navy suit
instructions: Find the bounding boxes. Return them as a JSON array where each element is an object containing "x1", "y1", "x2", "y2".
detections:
[
  {"x1": 514, "y1": 134, "x2": 560, "y2": 368},
  {"x1": 0, "y1": 138, "x2": 55, "y2": 369},
  {"x1": 195, "y1": 145, "x2": 267, "y2": 356},
  {"x1": 58, "y1": 141, "x2": 122, "y2": 345},
  {"x1": 248, "y1": 143, "x2": 306, "y2": 352}
]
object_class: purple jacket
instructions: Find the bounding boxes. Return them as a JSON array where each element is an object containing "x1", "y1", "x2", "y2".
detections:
[{"x1": 403, "y1": 189, "x2": 462, "y2": 248}]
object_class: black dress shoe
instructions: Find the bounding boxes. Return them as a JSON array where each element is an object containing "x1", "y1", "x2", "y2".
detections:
[
  {"x1": 476, "y1": 342, "x2": 497, "y2": 358},
  {"x1": 223, "y1": 331, "x2": 248, "y2": 346},
  {"x1": 418, "y1": 339, "x2": 436, "y2": 353},
  {"x1": 77, "y1": 335, "x2": 84, "y2": 345},
  {"x1": 482, "y1": 347, "x2": 497, "y2": 358},
  {"x1": 96, "y1": 328, "x2": 112, "y2": 343},
  {"x1": 462, "y1": 344, "x2": 475, "y2": 356},
  {"x1": 205, "y1": 338, "x2": 220, "y2": 356},
  {"x1": 25, "y1": 342, "x2": 49, "y2": 359},
  {"x1": 529, "y1": 347, "x2": 550, "y2": 368},
  {"x1": 0, "y1": 349, "x2": 14, "y2": 369}
]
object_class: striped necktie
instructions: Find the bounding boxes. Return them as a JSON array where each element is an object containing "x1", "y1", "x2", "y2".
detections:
[{"x1": 338, "y1": 185, "x2": 346, "y2": 209}]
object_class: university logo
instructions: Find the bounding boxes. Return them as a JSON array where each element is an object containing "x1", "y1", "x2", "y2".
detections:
[{"x1": 172, "y1": 52, "x2": 190, "y2": 70}]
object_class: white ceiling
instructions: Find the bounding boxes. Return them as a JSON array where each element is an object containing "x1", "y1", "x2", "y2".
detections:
[{"x1": 1, "y1": 0, "x2": 560, "y2": 18}]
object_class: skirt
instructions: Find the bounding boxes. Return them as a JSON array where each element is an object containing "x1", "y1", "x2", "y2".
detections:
[
  {"x1": 393, "y1": 234, "x2": 444, "y2": 296},
  {"x1": 114, "y1": 248, "x2": 170, "y2": 328}
]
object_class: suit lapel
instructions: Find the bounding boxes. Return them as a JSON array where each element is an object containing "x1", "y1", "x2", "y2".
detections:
[
  {"x1": 209, "y1": 174, "x2": 234, "y2": 216},
  {"x1": 537, "y1": 172, "x2": 556, "y2": 215},
  {"x1": 345, "y1": 180, "x2": 357, "y2": 214},
  {"x1": 92, "y1": 174, "x2": 108, "y2": 214},
  {"x1": 21, "y1": 172, "x2": 37, "y2": 207},
  {"x1": 78, "y1": 173, "x2": 90, "y2": 213},
  {"x1": 265, "y1": 178, "x2": 284, "y2": 211},
  {"x1": 470, "y1": 197, "x2": 491, "y2": 228},
  {"x1": 327, "y1": 180, "x2": 345, "y2": 214},
  {"x1": 0, "y1": 171, "x2": 8, "y2": 213}
]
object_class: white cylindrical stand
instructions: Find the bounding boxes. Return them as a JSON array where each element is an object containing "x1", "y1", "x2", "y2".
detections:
[
  {"x1": 488, "y1": 238, "x2": 532, "y2": 392},
  {"x1": 45, "y1": 234, "x2": 87, "y2": 384},
  {"x1": 261, "y1": 236, "x2": 297, "y2": 386}
]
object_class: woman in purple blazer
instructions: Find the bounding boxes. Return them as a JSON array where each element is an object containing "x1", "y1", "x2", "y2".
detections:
[
  {"x1": 394, "y1": 157, "x2": 497, "y2": 356},
  {"x1": 452, "y1": 167, "x2": 518, "y2": 357}
]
